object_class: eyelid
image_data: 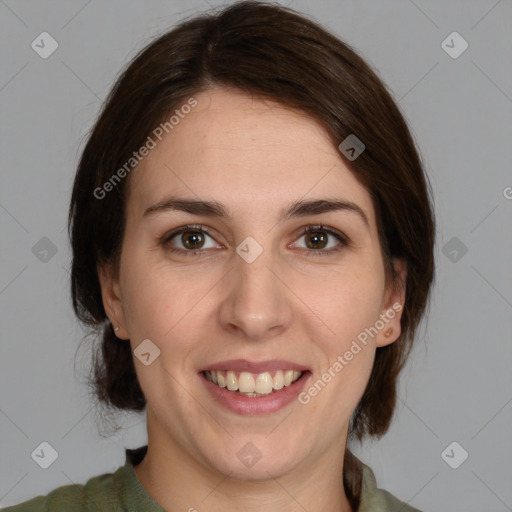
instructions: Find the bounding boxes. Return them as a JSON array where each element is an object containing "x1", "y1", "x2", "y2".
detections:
[
  {"x1": 298, "y1": 224, "x2": 349, "y2": 246},
  {"x1": 159, "y1": 224, "x2": 220, "y2": 249},
  {"x1": 288, "y1": 224, "x2": 349, "y2": 255}
]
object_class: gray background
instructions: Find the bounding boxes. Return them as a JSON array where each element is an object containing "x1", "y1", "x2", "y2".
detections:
[{"x1": 1, "y1": 0, "x2": 511, "y2": 510}]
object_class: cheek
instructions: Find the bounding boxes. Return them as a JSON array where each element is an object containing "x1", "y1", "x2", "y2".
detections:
[
  {"x1": 301, "y1": 263, "x2": 385, "y2": 343},
  {"x1": 295, "y1": 263, "x2": 384, "y2": 405},
  {"x1": 298, "y1": 273, "x2": 380, "y2": 423},
  {"x1": 119, "y1": 254, "x2": 215, "y2": 344}
]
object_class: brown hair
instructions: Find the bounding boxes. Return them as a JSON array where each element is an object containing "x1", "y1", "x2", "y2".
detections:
[{"x1": 68, "y1": 0, "x2": 435, "y2": 504}]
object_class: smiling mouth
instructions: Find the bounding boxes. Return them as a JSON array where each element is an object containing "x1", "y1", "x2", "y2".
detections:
[{"x1": 203, "y1": 370, "x2": 305, "y2": 397}]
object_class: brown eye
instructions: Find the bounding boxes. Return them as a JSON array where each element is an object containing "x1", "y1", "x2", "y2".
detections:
[
  {"x1": 181, "y1": 230, "x2": 206, "y2": 250},
  {"x1": 161, "y1": 225, "x2": 220, "y2": 255},
  {"x1": 304, "y1": 230, "x2": 328, "y2": 250},
  {"x1": 291, "y1": 225, "x2": 349, "y2": 256}
]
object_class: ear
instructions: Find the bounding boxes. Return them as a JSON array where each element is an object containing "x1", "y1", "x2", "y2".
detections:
[
  {"x1": 376, "y1": 257, "x2": 407, "y2": 348},
  {"x1": 97, "y1": 262, "x2": 129, "y2": 340}
]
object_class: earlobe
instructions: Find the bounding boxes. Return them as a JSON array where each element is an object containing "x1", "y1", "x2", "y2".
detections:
[
  {"x1": 97, "y1": 263, "x2": 128, "y2": 339},
  {"x1": 383, "y1": 327, "x2": 394, "y2": 338},
  {"x1": 376, "y1": 258, "x2": 407, "y2": 347}
]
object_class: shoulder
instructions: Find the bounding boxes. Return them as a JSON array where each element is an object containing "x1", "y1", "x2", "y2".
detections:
[
  {"x1": 2, "y1": 467, "x2": 126, "y2": 512},
  {"x1": 3, "y1": 446, "x2": 162, "y2": 512},
  {"x1": 359, "y1": 462, "x2": 423, "y2": 512}
]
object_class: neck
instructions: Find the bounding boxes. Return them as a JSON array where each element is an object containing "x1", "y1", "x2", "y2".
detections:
[{"x1": 133, "y1": 411, "x2": 354, "y2": 512}]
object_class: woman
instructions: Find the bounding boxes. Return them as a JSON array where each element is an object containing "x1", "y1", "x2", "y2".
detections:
[{"x1": 5, "y1": 1, "x2": 435, "y2": 510}]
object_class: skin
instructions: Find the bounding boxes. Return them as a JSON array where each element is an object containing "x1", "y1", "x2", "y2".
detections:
[{"x1": 99, "y1": 87, "x2": 406, "y2": 512}]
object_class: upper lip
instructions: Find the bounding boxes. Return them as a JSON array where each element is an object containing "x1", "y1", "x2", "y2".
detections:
[{"x1": 201, "y1": 359, "x2": 310, "y2": 374}]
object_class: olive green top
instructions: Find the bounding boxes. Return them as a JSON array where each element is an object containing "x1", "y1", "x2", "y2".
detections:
[{"x1": 4, "y1": 446, "x2": 422, "y2": 511}]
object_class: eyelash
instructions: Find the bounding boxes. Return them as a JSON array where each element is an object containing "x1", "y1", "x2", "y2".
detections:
[{"x1": 159, "y1": 224, "x2": 349, "y2": 258}]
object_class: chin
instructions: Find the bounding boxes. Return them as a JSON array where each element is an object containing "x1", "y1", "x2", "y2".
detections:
[{"x1": 201, "y1": 435, "x2": 304, "y2": 481}]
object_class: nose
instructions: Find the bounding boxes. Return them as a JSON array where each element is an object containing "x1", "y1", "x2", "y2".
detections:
[{"x1": 218, "y1": 244, "x2": 292, "y2": 341}]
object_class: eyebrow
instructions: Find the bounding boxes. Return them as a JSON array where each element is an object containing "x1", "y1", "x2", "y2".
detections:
[{"x1": 143, "y1": 196, "x2": 370, "y2": 230}]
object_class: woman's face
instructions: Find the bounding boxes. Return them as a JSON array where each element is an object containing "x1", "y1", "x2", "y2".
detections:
[{"x1": 100, "y1": 87, "x2": 405, "y2": 479}]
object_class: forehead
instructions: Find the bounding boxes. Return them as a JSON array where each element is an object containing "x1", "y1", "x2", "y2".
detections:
[{"x1": 127, "y1": 87, "x2": 375, "y2": 224}]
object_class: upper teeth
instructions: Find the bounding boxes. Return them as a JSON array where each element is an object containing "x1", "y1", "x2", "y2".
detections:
[{"x1": 205, "y1": 370, "x2": 302, "y2": 395}]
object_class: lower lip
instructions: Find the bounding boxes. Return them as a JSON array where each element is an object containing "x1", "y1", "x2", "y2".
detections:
[{"x1": 200, "y1": 371, "x2": 310, "y2": 415}]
